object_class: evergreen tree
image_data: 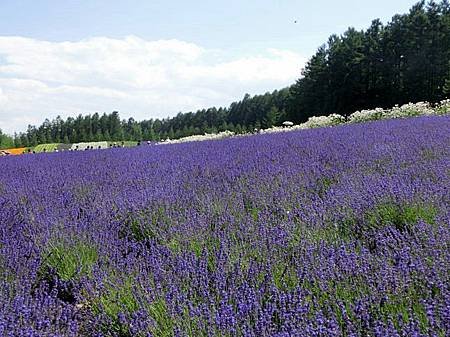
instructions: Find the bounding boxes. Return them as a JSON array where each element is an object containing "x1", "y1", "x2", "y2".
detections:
[{"x1": 0, "y1": 129, "x2": 14, "y2": 149}]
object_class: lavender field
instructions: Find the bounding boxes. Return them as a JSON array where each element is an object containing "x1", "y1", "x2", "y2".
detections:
[{"x1": 0, "y1": 116, "x2": 449, "y2": 337}]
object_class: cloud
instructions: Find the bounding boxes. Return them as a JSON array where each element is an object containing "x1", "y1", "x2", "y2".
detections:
[{"x1": 0, "y1": 36, "x2": 306, "y2": 134}]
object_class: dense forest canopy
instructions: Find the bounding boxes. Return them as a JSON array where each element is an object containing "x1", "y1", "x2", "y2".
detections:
[{"x1": 2, "y1": 0, "x2": 449, "y2": 148}]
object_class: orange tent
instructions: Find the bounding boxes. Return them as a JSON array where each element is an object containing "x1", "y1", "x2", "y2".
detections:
[{"x1": 4, "y1": 148, "x2": 26, "y2": 155}]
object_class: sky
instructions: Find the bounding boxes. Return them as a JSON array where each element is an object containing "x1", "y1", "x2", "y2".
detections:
[{"x1": 0, "y1": 0, "x2": 420, "y2": 134}]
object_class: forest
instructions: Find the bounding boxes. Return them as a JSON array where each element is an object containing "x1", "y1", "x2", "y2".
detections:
[{"x1": 1, "y1": 0, "x2": 449, "y2": 148}]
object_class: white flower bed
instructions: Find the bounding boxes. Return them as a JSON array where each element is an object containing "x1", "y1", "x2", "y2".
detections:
[
  {"x1": 348, "y1": 101, "x2": 439, "y2": 124},
  {"x1": 158, "y1": 130, "x2": 235, "y2": 145},
  {"x1": 302, "y1": 113, "x2": 346, "y2": 128},
  {"x1": 435, "y1": 99, "x2": 450, "y2": 115},
  {"x1": 348, "y1": 108, "x2": 384, "y2": 123}
]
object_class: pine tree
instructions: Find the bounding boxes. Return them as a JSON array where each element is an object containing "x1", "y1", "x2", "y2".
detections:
[
  {"x1": 444, "y1": 78, "x2": 450, "y2": 96},
  {"x1": 263, "y1": 106, "x2": 280, "y2": 128}
]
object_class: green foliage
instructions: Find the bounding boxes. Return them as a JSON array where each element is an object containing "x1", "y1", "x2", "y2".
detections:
[
  {"x1": 93, "y1": 276, "x2": 175, "y2": 337},
  {"x1": 0, "y1": 129, "x2": 14, "y2": 149},
  {"x1": 290, "y1": 216, "x2": 355, "y2": 246},
  {"x1": 0, "y1": 250, "x2": 14, "y2": 284},
  {"x1": 121, "y1": 207, "x2": 170, "y2": 243},
  {"x1": 93, "y1": 277, "x2": 140, "y2": 336},
  {"x1": 366, "y1": 202, "x2": 438, "y2": 232},
  {"x1": 272, "y1": 262, "x2": 298, "y2": 291},
  {"x1": 33, "y1": 143, "x2": 61, "y2": 153},
  {"x1": 147, "y1": 298, "x2": 174, "y2": 337},
  {"x1": 444, "y1": 78, "x2": 450, "y2": 95},
  {"x1": 42, "y1": 242, "x2": 98, "y2": 281},
  {"x1": 13, "y1": 88, "x2": 289, "y2": 145},
  {"x1": 315, "y1": 176, "x2": 337, "y2": 198}
]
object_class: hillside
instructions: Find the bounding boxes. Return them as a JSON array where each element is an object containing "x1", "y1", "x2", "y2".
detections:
[{"x1": 0, "y1": 115, "x2": 449, "y2": 335}]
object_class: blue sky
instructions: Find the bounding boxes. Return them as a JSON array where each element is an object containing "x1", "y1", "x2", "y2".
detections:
[{"x1": 0, "y1": 0, "x2": 420, "y2": 134}]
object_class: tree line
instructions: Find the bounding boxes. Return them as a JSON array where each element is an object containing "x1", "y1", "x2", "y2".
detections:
[
  {"x1": 1, "y1": 0, "x2": 449, "y2": 149},
  {"x1": 1, "y1": 88, "x2": 289, "y2": 148}
]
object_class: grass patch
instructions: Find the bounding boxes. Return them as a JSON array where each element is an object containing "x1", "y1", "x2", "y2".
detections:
[
  {"x1": 147, "y1": 298, "x2": 175, "y2": 337},
  {"x1": 315, "y1": 176, "x2": 337, "y2": 198},
  {"x1": 366, "y1": 202, "x2": 438, "y2": 233},
  {"x1": 93, "y1": 277, "x2": 140, "y2": 336},
  {"x1": 42, "y1": 241, "x2": 98, "y2": 282},
  {"x1": 36, "y1": 241, "x2": 97, "y2": 304},
  {"x1": 272, "y1": 261, "x2": 298, "y2": 291},
  {"x1": 290, "y1": 217, "x2": 355, "y2": 246},
  {"x1": 93, "y1": 277, "x2": 175, "y2": 337},
  {"x1": 120, "y1": 206, "x2": 172, "y2": 244},
  {"x1": 33, "y1": 143, "x2": 61, "y2": 153}
]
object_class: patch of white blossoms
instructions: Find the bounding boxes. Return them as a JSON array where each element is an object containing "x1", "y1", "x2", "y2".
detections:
[
  {"x1": 157, "y1": 100, "x2": 449, "y2": 144},
  {"x1": 348, "y1": 101, "x2": 443, "y2": 123},
  {"x1": 435, "y1": 99, "x2": 450, "y2": 115},
  {"x1": 302, "y1": 114, "x2": 346, "y2": 128},
  {"x1": 158, "y1": 130, "x2": 235, "y2": 145}
]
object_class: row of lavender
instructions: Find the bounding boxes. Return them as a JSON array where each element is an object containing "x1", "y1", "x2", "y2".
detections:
[{"x1": 0, "y1": 116, "x2": 449, "y2": 336}]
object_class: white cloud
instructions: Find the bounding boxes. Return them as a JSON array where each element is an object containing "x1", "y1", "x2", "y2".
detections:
[{"x1": 0, "y1": 36, "x2": 306, "y2": 134}]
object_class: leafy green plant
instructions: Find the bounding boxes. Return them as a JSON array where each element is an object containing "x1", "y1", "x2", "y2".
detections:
[
  {"x1": 147, "y1": 298, "x2": 174, "y2": 337},
  {"x1": 272, "y1": 261, "x2": 298, "y2": 291},
  {"x1": 92, "y1": 277, "x2": 139, "y2": 336},
  {"x1": 93, "y1": 277, "x2": 175, "y2": 337},
  {"x1": 42, "y1": 242, "x2": 98, "y2": 282},
  {"x1": 366, "y1": 202, "x2": 438, "y2": 232}
]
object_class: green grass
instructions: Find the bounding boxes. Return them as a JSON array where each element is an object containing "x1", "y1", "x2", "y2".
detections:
[
  {"x1": 272, "y1": 261, "x2": 298, "y2": 291},
  {"x1": 42, "y1": 241, "x2": 98, "y2": 282},
  {"x1": 92, "y1": 277, "x2": 139, "y2": 336},
  {"x1": 147, "y1": 298, "x2": 175, "y2": 337},
  {"x1": 366, "y1": 202, "x2": 438, "y2": 232},
  {"x1": 33, "y1": 143, "x2": 61, "y2": 153},
  {"x1": 289, "y1": 217, "x2": 355, "y2": 246},
  {"x1": 92, "y1": 276, "x2": 175, "y2": 337}
]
